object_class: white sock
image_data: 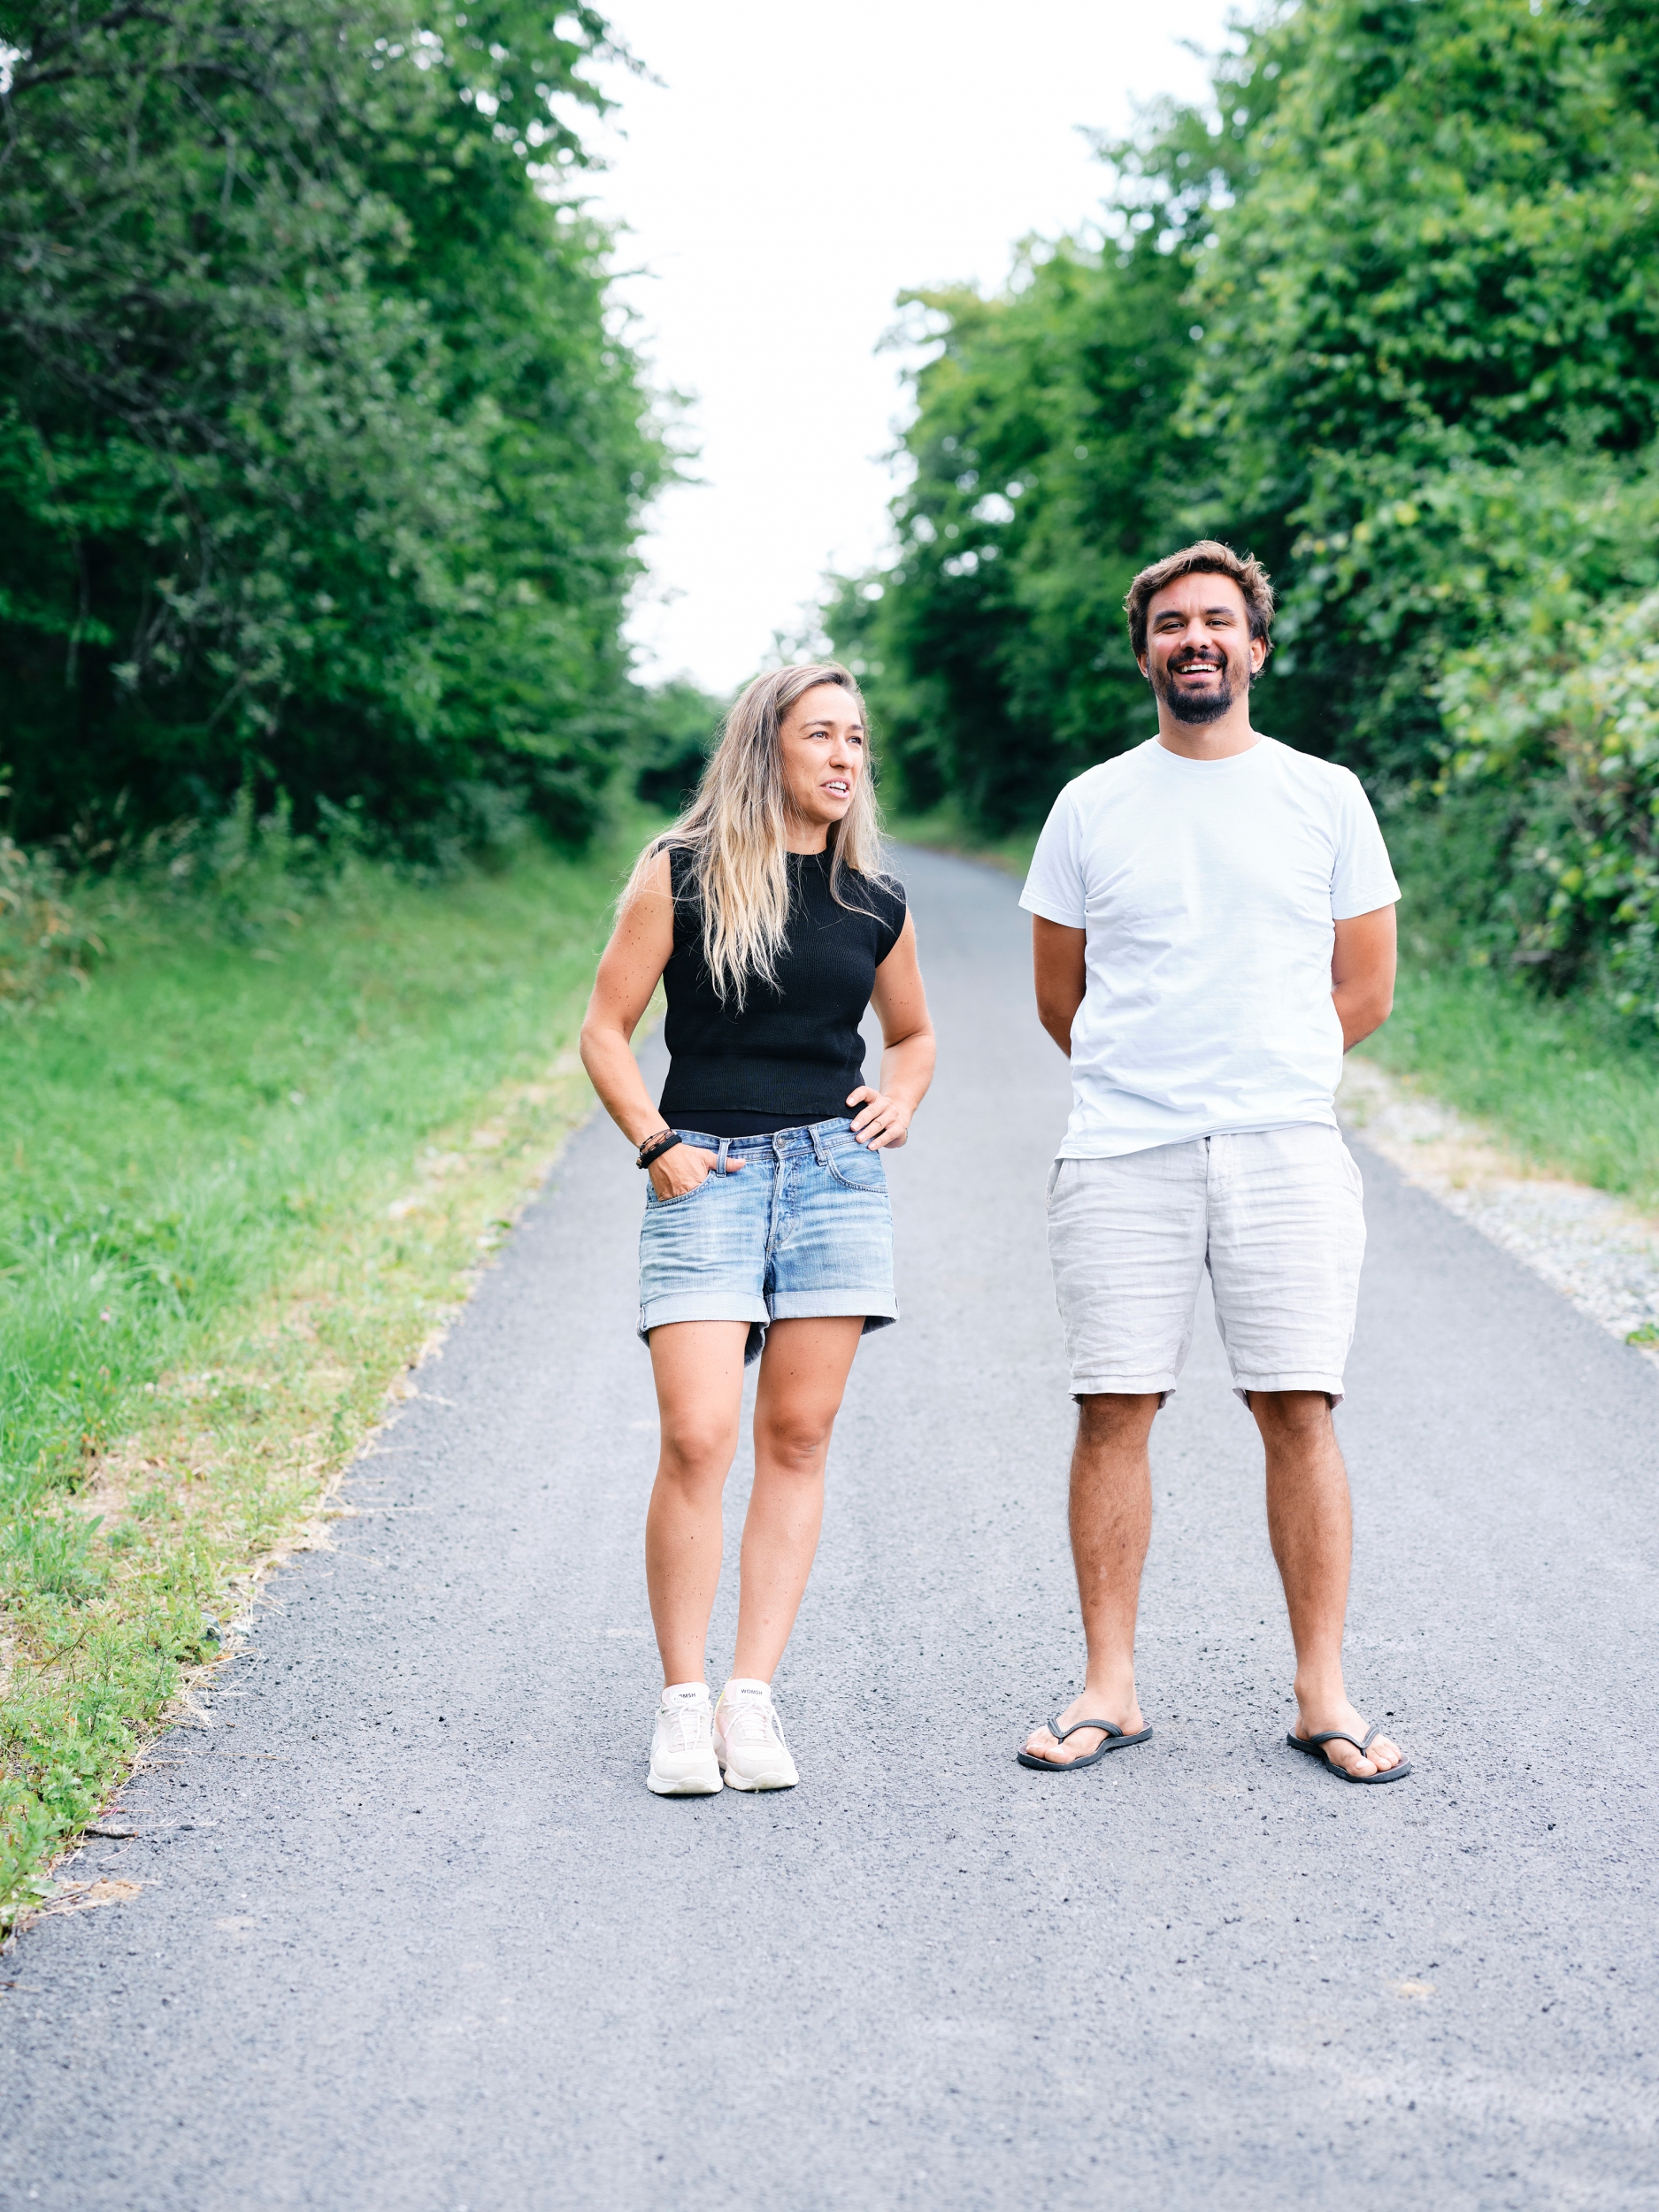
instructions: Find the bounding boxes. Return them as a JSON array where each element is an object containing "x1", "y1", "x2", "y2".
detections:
[
  {"x1": 661, "y1": 1680, "x2": 709, "y2": 1708},
  {"x1": 723, "y1": 1678, "x2": 771, "y2": 1702}
]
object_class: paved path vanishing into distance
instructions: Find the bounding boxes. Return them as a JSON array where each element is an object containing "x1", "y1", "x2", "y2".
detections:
[{"x1": 4, "y1": 845, "x2": 1657, "y2": 2212}]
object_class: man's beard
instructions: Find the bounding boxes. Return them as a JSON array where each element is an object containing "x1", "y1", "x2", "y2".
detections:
[{"x1": 1152, "y1": 653, "x2": 1248, "y2": 726}]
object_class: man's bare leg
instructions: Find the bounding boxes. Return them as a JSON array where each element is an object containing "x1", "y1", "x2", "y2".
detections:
[
  {"x1": 1253, "y1": 1389, "x2": 1403, "y2": 1778},
  {"x1": 1023, "y1": 1392, "x2": 1159, "y2": 1766}
]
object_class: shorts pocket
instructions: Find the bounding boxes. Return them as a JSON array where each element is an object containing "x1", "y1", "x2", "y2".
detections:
[
  {"x1": 823, "y1": 1140, "x2": 887, "y2": 1191},
  {"x1": 645, "y1": 1166, "x2": 720, "y2": 1210}
]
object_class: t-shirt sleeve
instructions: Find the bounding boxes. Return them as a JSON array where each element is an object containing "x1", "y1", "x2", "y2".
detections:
[
  {"x1": 872, "y1": 878, "x2": 908, "y2": 964},
  {"x1": 1019, "y1": 787, "x2": 1087, "y2": 926},
  {"x1": 1329, "y1": 772, "x2": 1402, "y2": 919}
]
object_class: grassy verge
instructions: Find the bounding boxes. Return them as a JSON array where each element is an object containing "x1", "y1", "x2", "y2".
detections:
[
  {"x1": 1356, "y1": 957, "x2": 1659, "y2": 1215},
  {"x1": 890, "y1": 807, "x2": 1659, "y2": 1215},
  {"x1": 0, "y1": 821, "x2": 652, "y2": 1926}
]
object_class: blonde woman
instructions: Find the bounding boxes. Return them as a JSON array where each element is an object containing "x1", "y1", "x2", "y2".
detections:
[{"x1": 580, "y1": 664, "x2": 935, "y2": 1795}]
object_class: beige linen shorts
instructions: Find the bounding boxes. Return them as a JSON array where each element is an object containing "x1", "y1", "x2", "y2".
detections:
[{"x1": 1045, "y1": 1124, "x2": 1366, "y2": 1404}]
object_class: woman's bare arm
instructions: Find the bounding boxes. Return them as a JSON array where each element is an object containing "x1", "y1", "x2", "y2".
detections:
[
  {"x1": 850, "y1": 912, "x2": 936, "y2": 1148},
  {"x1": 578, "y1": 851, "x2": 739, "y2": 1198}
]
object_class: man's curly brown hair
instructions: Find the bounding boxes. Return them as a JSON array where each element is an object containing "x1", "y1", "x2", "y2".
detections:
[{"x1": 1125, "y1": 541, "x2": 1276, "y2": 664}]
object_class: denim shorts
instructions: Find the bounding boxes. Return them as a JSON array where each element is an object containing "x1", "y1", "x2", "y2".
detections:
[{"x1": 638, "y1": 1118, "x2": 897, "y2": 1363}]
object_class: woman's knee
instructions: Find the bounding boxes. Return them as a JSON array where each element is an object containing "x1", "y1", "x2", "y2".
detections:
[
  {"x1": 755, "y1": 1407, "x2": 836, "y2": 1476},
  {"x1": 657, "y1": 1417, "x2": 739, "y2": 1486}
]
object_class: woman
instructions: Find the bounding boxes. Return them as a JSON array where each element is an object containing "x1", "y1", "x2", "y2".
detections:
[{"x1": 580, "y1": 663, "x2": 935, "y2": 1795}]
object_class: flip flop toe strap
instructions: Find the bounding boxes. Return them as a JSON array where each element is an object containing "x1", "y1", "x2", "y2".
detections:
[
  {"x1": 1054, "y1": 1718, "x2": 1124, "y2": 1743},
  {"x1": 1306, "y1": 1725, "x2": 1379, "y2": 1757}
]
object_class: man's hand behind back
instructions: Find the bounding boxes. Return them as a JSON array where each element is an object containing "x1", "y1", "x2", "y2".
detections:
[{"x1": 1332, "y1": 905, "x2": 1396, "y2": 1051}]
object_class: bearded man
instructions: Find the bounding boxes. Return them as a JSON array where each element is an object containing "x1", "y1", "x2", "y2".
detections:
[{"x1": 1016, "y1": 541, "x2": 1410, "y2": 1785}]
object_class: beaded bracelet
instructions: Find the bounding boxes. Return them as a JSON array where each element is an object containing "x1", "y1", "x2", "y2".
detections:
[{"x1": 636, "y1": 1130, "x2": 682, "y2": 1171}]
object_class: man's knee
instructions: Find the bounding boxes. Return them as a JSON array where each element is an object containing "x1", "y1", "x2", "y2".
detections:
[
  {"x1": 1076, "y1": 1391, "x2": 1161, "y2": 1448},
  {"x1": 1248, "y1": 1388, "x2": 1334, "y2": 1442}
]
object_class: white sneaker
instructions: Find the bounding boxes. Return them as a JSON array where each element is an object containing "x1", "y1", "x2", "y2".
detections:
[
  {"x1": 713, "y1": 1678, "x2": 799, "y2": 1791},
  {"x1": 646, "y1": 1683, "x2": 722, "y2": 1795}
]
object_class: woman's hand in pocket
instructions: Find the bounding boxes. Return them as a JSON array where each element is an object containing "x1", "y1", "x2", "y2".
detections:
[
  {"x1": 649, "y1": 1143, "x2": 744, "y2": 1200},
  {"x1": 846, "y1": 1087, "x2": 911, "y2": 1150}
]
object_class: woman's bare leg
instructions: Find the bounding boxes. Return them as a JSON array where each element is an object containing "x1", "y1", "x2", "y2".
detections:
[
  {"x1": 732, "y1": 1316, "x2": 865, "y2": 1680},
  {"x1": 645, "y1": 1319, "x2": 751, "y2": 1686}
]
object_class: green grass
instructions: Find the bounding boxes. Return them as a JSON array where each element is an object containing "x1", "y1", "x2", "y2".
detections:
[
  {"x1": 1357, "y1": 955, "x2": 1659, "y2": 1213},
  {"x1": 0, "y1": 822, "x2": 651, "y2": 1924}
]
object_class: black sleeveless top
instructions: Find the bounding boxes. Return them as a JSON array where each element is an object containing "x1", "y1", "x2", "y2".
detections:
[{"x1": 657, "y1": 845, "x2": 908, "y2": 1136}]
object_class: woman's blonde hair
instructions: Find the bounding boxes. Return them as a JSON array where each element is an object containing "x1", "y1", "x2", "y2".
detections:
[{"x1": 623, "y1": 661, "x2": 886, "y2": 1006}]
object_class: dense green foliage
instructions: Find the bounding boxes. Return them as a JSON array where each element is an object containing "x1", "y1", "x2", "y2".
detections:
[
  {"x1": 632, "y1": 678, "x2": 724, "y2": 811},
  {"x1": 0, "y1": 0, "x2": 661, "y2": 849},
  {"x1": 833, "y1": 0, "x2": 1659, "y2": 1026}
]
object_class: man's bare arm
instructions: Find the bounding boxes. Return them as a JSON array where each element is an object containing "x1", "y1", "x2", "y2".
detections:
[
  {"x1": 1332, "y1": 905, "x2": 1396, "y2": 1050},
  {"x1": 1033, "y1": 918, "x2": 1087, "y2": 1055}
]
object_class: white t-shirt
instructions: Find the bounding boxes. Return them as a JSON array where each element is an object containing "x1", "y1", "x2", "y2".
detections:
[{"x1": 1019, "y1": 735, "x2": 1401, "y2": 1158}]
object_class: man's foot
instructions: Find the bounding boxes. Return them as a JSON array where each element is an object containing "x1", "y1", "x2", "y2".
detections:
[
  {"x1": 646, "y1": 1682, "x2": 723, "y2": 1795},
  {"x1": 713, "y1": 1678, "x2": 799, "y2": 1791},
  {"x1": 1292, "y1": 1701, "x2": 1405, "y2": 1778},
  {"x1": 1021, "y1": 1689, "x2": 1147, "y2": 1768}
]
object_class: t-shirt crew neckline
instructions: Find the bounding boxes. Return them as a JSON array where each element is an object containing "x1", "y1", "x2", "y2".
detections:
[{"x1": 1148, "y1": 734, "x2": 1267, "y2": 770}]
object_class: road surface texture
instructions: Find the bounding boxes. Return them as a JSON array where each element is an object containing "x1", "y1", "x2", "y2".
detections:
[{"x1": 4, "y1": 847, "x2": 1656, "y2": 2212}]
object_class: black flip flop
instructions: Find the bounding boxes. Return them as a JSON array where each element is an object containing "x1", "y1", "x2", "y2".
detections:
[
  {"x1": 1287, "y1": 1724, "x2": 1411, "y2": 1784},
  {"x1": 1016, "y1": 1715, "x2": 1153, "y2": 1771}
]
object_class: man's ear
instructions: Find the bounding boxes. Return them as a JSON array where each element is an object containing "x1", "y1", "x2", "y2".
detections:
[{"x1": 1249, "y1": 635, "x2": 1268, "y2": 675}]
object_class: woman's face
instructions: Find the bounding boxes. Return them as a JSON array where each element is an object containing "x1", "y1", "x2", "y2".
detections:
[{"x1": 778, "y1": 682, "x2": 865, "y2": 847}]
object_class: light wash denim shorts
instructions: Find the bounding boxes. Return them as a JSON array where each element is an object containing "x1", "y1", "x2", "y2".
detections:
[
  {"x1": 1046, "y1": 1123, "x2": 1366, "y2": 1405},
  {"x1": 638, "y1": 1118, "x2": 897, "y2": 1364}
]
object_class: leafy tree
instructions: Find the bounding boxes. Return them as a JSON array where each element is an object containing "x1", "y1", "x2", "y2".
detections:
[
  {"x1": 0, "y1": 1, "x2": 661, "y2": 849},
  {"x1": 1185, "y1": 0, "x2": 1659, "y2": 778},
  {"x1": 632, "y1": 679, "x2": 726, "y2": 812}
]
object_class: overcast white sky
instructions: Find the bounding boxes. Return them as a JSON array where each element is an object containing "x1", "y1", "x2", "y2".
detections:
[{"x1": 583, "y1": 3, "x2": 1235, "y2": 695}]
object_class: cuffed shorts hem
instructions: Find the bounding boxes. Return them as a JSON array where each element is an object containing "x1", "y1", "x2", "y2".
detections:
[
  {"x1": 638, "y1": 1292, "x2": 769, "y2": 1337},
  {"x1": 637, "y1": 1289, "x2": 898, "y2": 1366},
  {"x1": 770, "y1": 1288, "x2": 897, "y2": 1326},
  {"x1": 1229, "y1": 1371, "x2": 1346, "y2": 1407},
  {"x1": 1069, "y1": 1371, "x2": 1180, "y2": 1403}
]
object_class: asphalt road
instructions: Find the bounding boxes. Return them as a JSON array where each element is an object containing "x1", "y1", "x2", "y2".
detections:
[{"x1": 4, "y1": 846, "x2": 1656, "y2": 2212}]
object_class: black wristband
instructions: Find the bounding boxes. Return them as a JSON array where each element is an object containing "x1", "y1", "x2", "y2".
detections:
[{"x1": 637, "y1": 1130, "x2": 682, "y2": 1171}]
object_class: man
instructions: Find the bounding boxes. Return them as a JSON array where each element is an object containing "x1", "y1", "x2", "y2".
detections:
[{"x1": 1016, "y1": 541, "x2": 1409, "y2": 1784}]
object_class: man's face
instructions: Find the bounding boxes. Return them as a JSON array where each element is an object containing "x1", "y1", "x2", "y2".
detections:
[{"x1": 1140, "y1": 572, "x2": 1265, "y2": 725}]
